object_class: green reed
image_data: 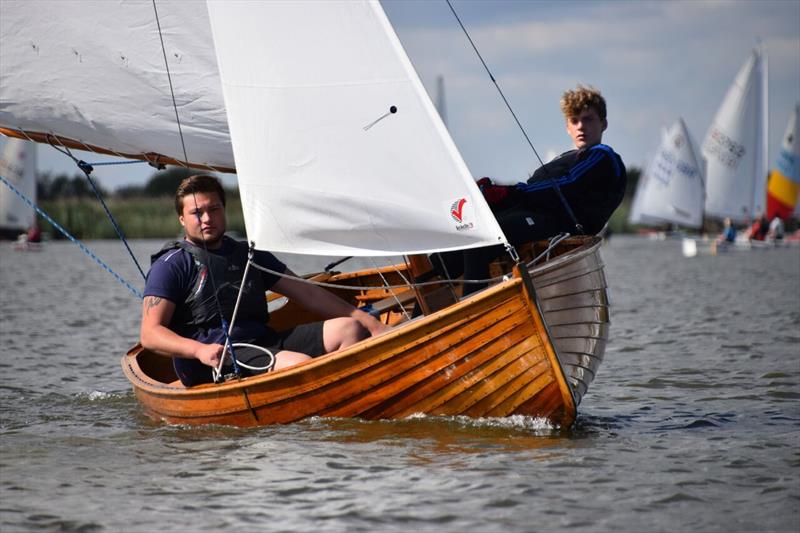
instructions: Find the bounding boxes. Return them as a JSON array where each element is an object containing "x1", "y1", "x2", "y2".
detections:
[{"x1": 38, "y1": 197, "x2": 246, "y2": 240}]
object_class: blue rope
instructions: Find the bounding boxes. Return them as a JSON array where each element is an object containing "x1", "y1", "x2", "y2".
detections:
[
  {"x1": 75, "y1": 160, "x2": 146, "y2": 280},
  {"x1": 0, "y1": 174, "x2": 144, "y2": 299},
  {"x1": 44, "y1": 141, "x2": 146, "y2": 280},
  {"x1": 85, "y1": 160, "x2": 146, "y2": 167}
]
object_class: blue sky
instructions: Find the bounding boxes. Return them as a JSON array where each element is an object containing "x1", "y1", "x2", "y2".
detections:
[{"x1": 13, "y1": 0, "x2": 800, "y2": 189}]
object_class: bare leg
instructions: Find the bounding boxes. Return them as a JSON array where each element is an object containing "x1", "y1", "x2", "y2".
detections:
[
  {"x1": 273, "y1": 350, "x2": 312, "y2": 371},
  {"x1": 322, "y1": 317, "x2": 369, "y2": 352}
]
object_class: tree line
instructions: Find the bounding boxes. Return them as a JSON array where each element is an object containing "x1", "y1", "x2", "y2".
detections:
[{"x1": 37, "y1": 167, "x2": 240, "y2": 201}]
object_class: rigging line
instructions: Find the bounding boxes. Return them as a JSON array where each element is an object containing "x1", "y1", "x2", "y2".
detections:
[
  {"x1": 44, "y1": 133, "x2": 147, "y2": 280},
  {"x1": 368, "y1": 258, "x2": 412, "y2": 321},
  {"x1": 213, "y1": 241, "x2": 259, "y2": 381},
  {"x1": 152, "y1": 0, "x2": 189, "y2": 165},
  {"x1": 249, "y1": 261, "x2": 506, "y2": 291},
  {"x1": 325, "y1": 256, "x2": 353, "y2": 272},
  {"x1": 85, "y1": 160, "x2": 147, "y2": 167},
  {"x1": 444, "y1": 0, "x2": 584, "y2": 235},
  {"x1": 0, "y1": 174, "x2": 144, "y2": 299}
]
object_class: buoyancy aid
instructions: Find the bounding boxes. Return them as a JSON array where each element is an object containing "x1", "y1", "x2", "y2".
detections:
[{"x1": 151, "y1": 237, "x2": 268, "y2": 339}]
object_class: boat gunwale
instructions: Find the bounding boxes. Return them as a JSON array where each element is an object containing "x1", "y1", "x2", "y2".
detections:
[{"x1": 123, "y1": 276, "x2": 527, "y2": 397}]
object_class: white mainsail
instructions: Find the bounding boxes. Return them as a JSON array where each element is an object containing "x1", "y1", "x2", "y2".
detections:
[
  {"x1": 206, "y1": 0, "x2": 506, "y2": 256},
  {"x1": 629, "y1": 118, "x2": 705, "y2": 229},
  {"x1": 0, "y1": 139, "x2": 37, "y2": 234},
  {"x1": 702, "y1": 46, "x2": 769, "y2": 224},
  {"x1": 0, "y1": 1, "x2": 232, "y2": 170}
]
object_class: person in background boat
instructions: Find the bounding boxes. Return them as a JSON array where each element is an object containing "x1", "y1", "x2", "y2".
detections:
[
  {"x1": 451, "y1": 85, "x2": 626, "y2": 295},
  {"x1": 26, "y1": 224, "x2": 42, "y2": 243},
  {"x1": 718, "y1": 217, "x2": 737, "y2": 244},
  {"x1": 767, "y1": 215, "x2": 785, "y2": 241},
  {"x1": 747, "y1": 213, "x2": 769, "y2": 241},
  {"x1": 140, "y1": 175, "x2": 390, "y2": 387}
]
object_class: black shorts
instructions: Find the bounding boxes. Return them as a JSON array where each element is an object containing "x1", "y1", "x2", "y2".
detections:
[{"x1": 174, "y1": 321, "x2": 326, "y2": 386}]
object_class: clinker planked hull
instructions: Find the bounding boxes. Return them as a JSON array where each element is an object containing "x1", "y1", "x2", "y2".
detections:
[{"x1": 124, "y1": 276, "x2": 575, "y2": 427}]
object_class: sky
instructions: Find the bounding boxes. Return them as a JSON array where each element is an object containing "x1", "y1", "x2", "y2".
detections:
[{"x1": 5, "y1": 0, "x2": 800, "y2": 190}]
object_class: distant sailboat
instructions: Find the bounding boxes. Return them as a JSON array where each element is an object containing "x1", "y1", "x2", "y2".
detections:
[
  {"x1": 766, "y1": 104, "x2": 799, "y2": 220},
  {"x1": 702, "y1": 46, "x2": 769, "y2": 224},
  {"x1": 628, "y1": 117, "x2": 705, "y2": 230},
  {"x1": 0, "y1": 138, "x2": 37, "y2": 240}
]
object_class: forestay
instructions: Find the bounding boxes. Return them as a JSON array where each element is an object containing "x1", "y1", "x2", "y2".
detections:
[
  {"x1": 702, "y1": 46, "x2": 768, "y2": 224},
  {"x1": 629, "y1": 118, "x2": 705, "y2": 229},
  {"x1": 206, "y1": 0, "x2": 507, "y2": 256},
  {"x1": 0, "y1": 1, "x2": 232, "y2": 170}
]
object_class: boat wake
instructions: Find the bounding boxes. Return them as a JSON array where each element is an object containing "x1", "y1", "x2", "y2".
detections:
[{"x1": 406, "y1": 412, "x2": 556, "y2": 431}]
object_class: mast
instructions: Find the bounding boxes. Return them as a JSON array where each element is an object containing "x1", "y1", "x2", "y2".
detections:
[{"x1": 435, "y1": 75, "x2": 448, "y2": 127}]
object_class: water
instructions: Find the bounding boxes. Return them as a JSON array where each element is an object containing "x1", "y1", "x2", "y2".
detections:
[{"x1": 1, "y1": 236, "x2": 798, "y2": 532}]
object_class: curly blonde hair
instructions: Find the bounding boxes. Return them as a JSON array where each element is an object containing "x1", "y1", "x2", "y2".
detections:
[{"x1": 560, "y1": 85, "x2": 607, "y2": 121}]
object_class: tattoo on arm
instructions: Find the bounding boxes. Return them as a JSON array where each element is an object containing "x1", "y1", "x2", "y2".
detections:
[{"x1": 145, "y1": 296, "x2": 162, "y2": 314}]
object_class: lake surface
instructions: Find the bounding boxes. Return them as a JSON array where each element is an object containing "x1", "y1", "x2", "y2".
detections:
[{"x1": 1, "y1": 235, "x2": 798, "y2": 532}]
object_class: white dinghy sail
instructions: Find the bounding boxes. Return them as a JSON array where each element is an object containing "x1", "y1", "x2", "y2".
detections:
[
  {"x1": 702, "y1": 46, "x2": 769, "y2": 224},
  {"x1": 629, "y1": 118, "x2": 705, "y2": 229},
  {"x1": 0, "y1": 138, "x2": 37, "y2": 238}
]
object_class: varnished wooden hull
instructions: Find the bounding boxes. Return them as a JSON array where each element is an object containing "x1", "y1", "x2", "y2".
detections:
[
  {"x1": 123, "y1": 275, "x2": 576, "y2": 426},
  {"x1": 122, "y1": 237, "x2": 609, "y2": 427}
]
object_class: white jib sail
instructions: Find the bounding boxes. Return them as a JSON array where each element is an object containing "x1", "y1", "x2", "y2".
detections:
[
  {"x1": 206, "y1": 0, "x2": 507, "y2": 256},
  {"x1": 628, "y1": 118, "x2": 705, "y2": 229},
  {"x1": 0, "y1": 139, "x2": 37, "y2": 232},
  {"x1": 0, "y1": 1, "x2": 232, "y2": 170},
  {"x1": 702, "y1": 46, "x2": 768, "y2": 223}
]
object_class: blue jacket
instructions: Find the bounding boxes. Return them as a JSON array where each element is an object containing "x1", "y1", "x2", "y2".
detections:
[{"x1": 515, "y1": 144, "x2": 626, "y2": 234}]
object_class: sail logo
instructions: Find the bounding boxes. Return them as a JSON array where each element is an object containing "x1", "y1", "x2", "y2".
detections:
[
  {"x1": 704, "y1": 126, "x2": 745, "y2": 169},
  {"x1": 652, "y1": 150, "x2": 675, "y2": 186},
  {"x1": 450, "y1": 198, "x2": 467, "y2": 222},
  {"x1": 449, "y1": 197, "x2": 474, "y2": 231}
]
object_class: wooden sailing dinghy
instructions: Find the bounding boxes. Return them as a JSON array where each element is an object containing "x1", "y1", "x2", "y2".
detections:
[
  {"x1": 1, "y1": 1, "x2": 611, "y2": 427},
  {"x1": 123, "y1": 236, "x2": 609, "y2": 427}
]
